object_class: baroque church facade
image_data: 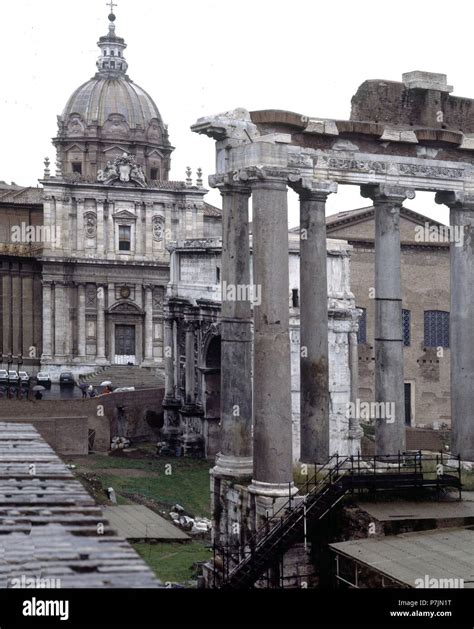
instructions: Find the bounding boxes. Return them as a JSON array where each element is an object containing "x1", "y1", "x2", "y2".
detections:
[{"x1": 0, "y1": 10, "x2": 221, "y2": 377}]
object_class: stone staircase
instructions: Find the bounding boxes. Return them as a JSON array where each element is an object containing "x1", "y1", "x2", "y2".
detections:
[{"x1": 79, "y1": 365, "x2": 164, "y2": 390}]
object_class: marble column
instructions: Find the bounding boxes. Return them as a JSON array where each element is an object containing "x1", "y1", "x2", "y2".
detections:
[
  {"x1": 297, "y1": 181, "x2": 336, "y2": 463},
  {"x1": 96, "y1": 284, "x2": 107, "y2": 363},
  {"x1": 143, "y1": 285, "x2": 154, "y2": 365},
  {"x1": 435, "y1": 191, "x2": 474, "y2": 459},
  {"x1": 361, "y1": 184, "x2": 413, "y2": 455},
  {"x1": 77, "y1": 283, "x2": 86, "y2": 358},
  {"x1": 214, "y1": 184, "x2": 253, "y2": 478},
  {"x1": 249, "y1": 176, "x2": 294, "y2": 497},
  {"x1": 96, "y1": 200, "x2": 105, "y2": 256},
  {"x1": 41, "y1": 281, "x2": 52, "y2": 360}
]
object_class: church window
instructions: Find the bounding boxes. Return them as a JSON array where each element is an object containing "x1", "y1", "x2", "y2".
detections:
[
  {"x1": 118, "y1": 225, "x2": 131, "y2": 251},
  {"x1": 291, "y1": 289, "x2": 299, "y2": 308},
  {"x1": 402, "y1": 309, "x2": 411, "y2": 346},
  {"x1": 72, "y1": 162, "x2": 82, "y2": 174},
  {"x1": 150, "y1": 168, "x2": 158, "y2": 180},
  {"x1": 424, "y1": 310, "x2": 449, "y2": 348},
  {"x1": 111, "y1": 50, "x2": 115, "y2": 56},
  {"x1": 111, "y1": 61, "x2": 115, "y2": 69},
  {"x1": 357, "y1": 307, "x2": 367, "y2": 344},
  {"x1": 118, "y1": 51, "x2": 121, "y2": 57}
]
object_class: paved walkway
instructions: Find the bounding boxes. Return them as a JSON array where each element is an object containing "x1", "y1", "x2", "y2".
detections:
[{"x1": 103, "y1": 505, "x2": 189, "y2": 541}]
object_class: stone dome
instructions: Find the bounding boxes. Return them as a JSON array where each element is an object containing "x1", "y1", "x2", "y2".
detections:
[
  {"x1": 62, "y1": 77, "x2": 164, "y2": 130},
  {"x1": 53, "y1": 9, "x2": 173, "y2": 182}
]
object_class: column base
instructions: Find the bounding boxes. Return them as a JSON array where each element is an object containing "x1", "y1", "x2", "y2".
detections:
[
  {"x1": 248, "y1": 479, "x2": 298, "y2": 499},
  {"x1": 140, "y1": 358, "x2": 156, "y2": 368},
  {"x1": 95, "y1": 357, "x2": 109, "y2": 366},
  {"x1": 212, "y1": 454, "x2": 253, "y2": 479}
]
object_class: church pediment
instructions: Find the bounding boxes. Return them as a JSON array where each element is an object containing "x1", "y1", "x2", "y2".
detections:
[
  {"x1": 103, "y1": 144, "x2": 130, "y2": 154},
  {"x1": 147, "y1": 148, "x2": 164, "y2": 158},
  {"x1": 107, "y1": 300, "x2": 143, "y2": 315},
  {"x1": 113, "y1": 209, "x2": 137, "y2": 220},
  {"x1": 64, "y1": 143, "x2": 86, "y2": 153}
]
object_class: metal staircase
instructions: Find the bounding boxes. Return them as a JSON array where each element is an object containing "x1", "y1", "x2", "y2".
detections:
[{"x1": 218, "y1": 452, "x2": 462, "y2": 590}]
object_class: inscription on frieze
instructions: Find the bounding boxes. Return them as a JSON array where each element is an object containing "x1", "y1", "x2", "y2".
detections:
[
  {"x1": 328, "y1": 158, "x2": 387, "y2": 173},
  {"x1": 398, "y1": 163, "x2": 464, "y2": 178}
]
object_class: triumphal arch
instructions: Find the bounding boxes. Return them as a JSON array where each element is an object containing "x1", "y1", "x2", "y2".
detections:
[{"x1": 193, "y1": 72, "x2": 474, "y2": 517}]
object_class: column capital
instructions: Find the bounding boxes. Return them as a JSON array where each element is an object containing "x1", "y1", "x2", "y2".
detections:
[
  {"x1": 289, "y1": 176, "x2": 337, "y2": 200},
  {"x1": 361, "y1": 183, "x2": 415, "y2": 204},
  {"x1": 435, "y1": 190, "x2": 474, "y2": 210}
]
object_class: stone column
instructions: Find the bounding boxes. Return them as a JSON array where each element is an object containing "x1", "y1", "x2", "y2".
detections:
[
  {"x1": 145, "y1": 202, "x2": 153, "y2": 256},
  {"x1": 41, "y1": 280, "x2": 52, "y2": 360},
  {"x1": 163, "y1": 313, "x2": 175, "y2": 401},
  {"x1": 295, "y1": 180, "x2": 336, "y2": 463},
  {"x1": 143, "y1": 285, "x2": 154, "y2": 365},
  {"x1": 435, "y1": 191, "x2": 474, "y2": 459},
  {"x1": 184, "y1": 320, "x2": 196, "y2": 408},
  {"x1": 76, "y1": 198, "x2": 85, "y2": 254},
  {"x1": 214, "y1": 183, "x2": 253, "y2": 478},
  {"x1": 77, "y1": 283, "x2": 86, "y2": 359},
  {"x1": 96, "y1": 200, "x2": 105, "y2": 256},
  {"x1": 107, "y1": 202, "x2": 114, "y2": 254},
  {"x1": 54, "y1": 281, "x2": 66, "y2": 359},
  {"x1": 248, "y1": 175, "x2": 294, "y2": 497},
  {"x1": 135, "y1": 202, "x2": 143, "y2": 256},
  {"x1": 348, "y1": 323, "x2": 363, "y2": 449},
  {"x1": 361, "y1": 184, "x2": 414, "y2": 455},
  {"x1": 96, "y1": 283, "x2": 107, "y2": 363}
]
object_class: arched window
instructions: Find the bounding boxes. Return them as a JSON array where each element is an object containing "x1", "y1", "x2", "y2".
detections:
[{"x1": 424, "y1": 310, "x2": 449, "y2": 348}]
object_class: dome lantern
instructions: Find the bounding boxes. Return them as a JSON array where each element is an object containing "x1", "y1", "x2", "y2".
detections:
[{"x1": 96, "y1": 5, "x2": 129, "y2": 77}]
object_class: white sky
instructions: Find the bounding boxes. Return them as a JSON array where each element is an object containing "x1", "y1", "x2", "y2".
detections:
[{"x1": 2, "y1": 0, "x2": 473, "y2": 226}]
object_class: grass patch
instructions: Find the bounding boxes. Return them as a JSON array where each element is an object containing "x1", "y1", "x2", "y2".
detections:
[
  {"x1": 69, "y1": 450, "x2": 212, "y2": 517},
  {"x1": 132, "y1": 541, "x2": 211, "y2": 584}
]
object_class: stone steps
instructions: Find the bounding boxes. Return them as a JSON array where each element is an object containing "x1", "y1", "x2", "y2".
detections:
[{"x1": 79, "y1": 365, "x2": 164, "y2": 390}]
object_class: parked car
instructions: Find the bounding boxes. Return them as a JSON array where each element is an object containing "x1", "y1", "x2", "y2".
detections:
[
  {"x1": 59, "y1": 371, "x2": 75, "y2": 386},
  {"x1": 0, "y1": 369, "x2": 8, "y2": 386},
  {"x1": 18, "y1": 371, "x2": 30, "y2": 385},
  {"x1": 36, "y1": 372, "x2": 51, "y2": 389},
  {"x1": 8, "y1": 370, "x2": 19, "y2": 385}
]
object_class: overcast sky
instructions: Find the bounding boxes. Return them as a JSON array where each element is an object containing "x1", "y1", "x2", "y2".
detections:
[{"x1": 2, "y1": 0, "x2": 472, "y2": 225}]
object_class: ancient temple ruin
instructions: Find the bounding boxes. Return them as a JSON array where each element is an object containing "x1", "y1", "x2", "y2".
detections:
[{"x1": 186, "y1": 71, "x2": 474, "y2": 587}]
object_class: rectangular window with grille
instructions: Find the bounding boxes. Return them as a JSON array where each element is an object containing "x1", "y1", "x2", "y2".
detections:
[
  {"x1": 424, "y1": 310, "x2": 449, "y2": 348},
  {"x1": 357, "y1": 307, "x2": 367, "y2": 344},
  {"x1": 402, "y1": 309, "x2": 411, "y2": 346},
  {"x1": 118, "y1": 225, "x2": 131, "y2": 251}
]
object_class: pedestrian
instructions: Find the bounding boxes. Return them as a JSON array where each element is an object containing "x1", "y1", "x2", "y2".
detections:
[
  {"x1": 34, "y1": 390, "x2": 43, "y2": 400},
  {"x1": 80, "y1": 383, "x2": 88, "y2": 399}
]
